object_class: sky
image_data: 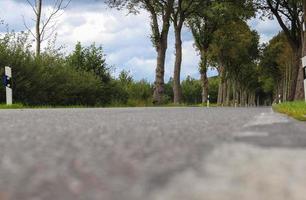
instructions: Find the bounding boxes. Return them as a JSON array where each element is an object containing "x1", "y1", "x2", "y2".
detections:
[{"x1": 0, "y1": 0, "x2": 282, "y2": 82}]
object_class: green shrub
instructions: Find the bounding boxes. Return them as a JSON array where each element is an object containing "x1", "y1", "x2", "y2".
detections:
[
  {"x1": 182, "y1": 76, "x2": 202, "y2": 104},
  {"x1": 0, "y1": 32, "x2": 112, "y2": 106}
]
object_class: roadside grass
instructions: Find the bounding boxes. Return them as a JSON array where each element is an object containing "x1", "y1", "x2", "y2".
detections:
[
  {"x1": 0, "y1": 102, "x2": 218, "y2": 109},
  {"x1": 273, "y1": 101, "x2": 306, "y2": 121},
  {"x1": 0, "y1": 103, "x2": 25, "y2": 109},
  {"x1": 0, "y1": 103, "x2": 90, "y2": 109}
]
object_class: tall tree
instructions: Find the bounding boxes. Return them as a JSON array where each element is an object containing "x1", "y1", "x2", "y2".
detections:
[
  {"x1": 188, "y1": 5, "x2": 216, "y2": 103},
  {"x1": 188, "y1": 0, "x2": 255, "y2": 103},
  {"x1": 171, "y1": 0, "x2": 204, "y2": 104},
  {"x1": 107, "y1": 0, "x2": 174, "y2": 104},
  {"x1": 209, "y1": 20, "x2": 259, "y2": 106},
  {"x1": 23, "y1": 0, "x2": 71, "y2": 57},
  {"x1": 256, "y1": 0, "x2": 304, "y2": 100},
  {"x1": 260, "y1": 32, "x2": 295, "y2": 102}
]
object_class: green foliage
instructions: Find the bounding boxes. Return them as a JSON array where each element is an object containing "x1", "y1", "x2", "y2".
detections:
[
  {"x1": 259, "y1": 32, "x2": 294, "y2": 100},
  {"x1": 67, "y1": 42, "x2": 110, "y2": 83},
  {"x1": 0, "y1": 32, "x2": 111, "y2": 106},
  {"x1": 208, "y1": 76, "x2": 219, "y2": 103},
  {"x1": 164, "y1": 78, "x2": 174, "y2": 103},
  {"x1": 113, "y1": 70, "x2": 153, "y2": 106},
  {"x1": 0, "y1": 103, "x2": 25, "y2": 109},
  {"x1": 181, "y1": 76, "x2": 202, "y2": 104},
  {"x1": 0, "y1": 30, "x2": 218, "y2": 107},
  {"x1": 260, "y1": 33, "x2": 291, "y2": 83},
  {"x1": 181, "y1": 75, "x2": 219, "y2": 104},
  {"x1": 210, "y1": 19, "x2": 260, "y2": 91}
]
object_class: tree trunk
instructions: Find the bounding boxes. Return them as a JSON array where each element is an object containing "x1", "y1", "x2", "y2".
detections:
[
  {"x1": 222, "y1": 78, "x2": 227, "y2": 106},
  {"x1": 294, "y1": 52, "x2": 305, "y2": 100},
  {"x1": 217, "y1": 66, "x2": 224, "y2": 105},
  {"x1": 200, "y1": 51, "x2": 209, "y2": 103},
  {"x1": 173, "y1": 21, "x2": 183, "y2": 104},
  {"x1": 226, "y1": 80, "x2": 230, "y2": 106},
  {"x1": 218, "y1": 81, "x2": 222, "y2": 105},
  {"x1": 153, "y1": 42, "x2": 167, "y2": 104},
  {"x1": 151, "y1": 1, "x2": 173, "y2": 105},
  {"x1": 35, "y1": 0, "x2": 42, "y2": 57}
]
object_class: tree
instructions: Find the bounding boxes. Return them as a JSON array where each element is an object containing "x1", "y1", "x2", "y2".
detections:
[
  {"x1": 260, "y1": 32, "x2": 295, "y2": 102},
  {"x1": 107, "y1": 0, "x2": 174, "y2": 104},
  {"x1": 188, "y1": 0, "x2": 255, "y2": 103},
  {"x1": 171, "y1": 0, "x2": 204, "y2": 104},
  {"x1": 67, "y1": 42, "x2": 111, "y2": 83},
  {"x1": 209, "y1": 20, "x2": 259, "y2": 106},
  {"x1": 23, "y1": 0, "x2": 71, "y2": 57},
  {"x1": 256, "y1": 0, "x2": 304, "y2": 100},
  {"x1": 187, "y1": 0, "x2": 218, "y2": 103}
]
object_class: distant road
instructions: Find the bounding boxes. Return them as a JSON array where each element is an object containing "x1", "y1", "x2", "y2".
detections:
[{"x1": 0, "y1": 107, "x2": 306, "y2": 200}]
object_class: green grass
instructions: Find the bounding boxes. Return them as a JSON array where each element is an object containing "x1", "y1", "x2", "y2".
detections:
[
  {"x1": 0, "y1": 102, "x2": 218, "y2": 109},
  {"x1": 0, "y1": 103, "x2": 90, "y2": 109},
  {"x1": 273, "y1": 101, "x2": 306, "y2": 121},
  {"x1": 0, "y1": 103, "x2": 25, "y2": 109}
]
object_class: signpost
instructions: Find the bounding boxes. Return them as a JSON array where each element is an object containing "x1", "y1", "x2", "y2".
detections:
[
  {"x1": 302, "y1": 57, "x2": 306, "y2": 102},
  {"x1": 4, "y1": 66, "x2": 12, "y2": 105}
]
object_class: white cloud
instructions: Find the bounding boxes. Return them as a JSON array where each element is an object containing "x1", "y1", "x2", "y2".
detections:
[
  {"x1": 0, "y1": 0, "x2": 33, "y2": 32},
  {"x1": 248, "y1": 17, "x2": 281, "y2": 43},
  {"x1": 125, "y1": 57, "x2": 156, "y2": 81}
]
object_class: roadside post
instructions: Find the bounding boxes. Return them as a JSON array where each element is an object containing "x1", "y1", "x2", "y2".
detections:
[
  {"x1": 302, "y1": 56, "x2": 306, "y2": 102},
  {"x1": 207, "y1": 95, "x2": 210, "y2": 108},
  {"x1": 278, "y1": 94, "x2": 281, "y2": 104},
  {"x1": 4, "y1": 66, "x2": 12, "y2": 105}
]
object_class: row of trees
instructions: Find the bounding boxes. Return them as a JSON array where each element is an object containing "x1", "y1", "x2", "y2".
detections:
[
  {"x1": 1, "y1": 0, "x2": 305, "y2": 106},
  {"x1": 107, "y1": 0, "x2": 306, "y2": 105},
  {"x1": 256, "y1": 0, "x2": 305, "y2": 101}
]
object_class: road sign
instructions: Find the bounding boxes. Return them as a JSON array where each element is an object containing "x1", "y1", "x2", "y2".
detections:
[{"x1": 4, "y1": 66, "x2": 12, "y2": 105}]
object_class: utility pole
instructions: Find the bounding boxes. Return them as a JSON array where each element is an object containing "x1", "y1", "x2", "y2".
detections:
[{"x1": 4, "y1": 66, "x2": 12, "y2": 105}]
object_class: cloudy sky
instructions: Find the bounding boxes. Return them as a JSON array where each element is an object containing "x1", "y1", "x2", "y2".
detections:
[{"x1": 0, "y1": 0, "x2": 281, "y2": 81}]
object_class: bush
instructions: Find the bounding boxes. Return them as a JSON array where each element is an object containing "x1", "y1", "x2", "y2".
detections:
[
  {"x1": 113, "y1": 70, "x2": 153, "y2": 106},
  {"x1": 0, "y1": 32, "x2": 111, "y2": 106},
  {"x1": 182, "y1": 76, "x2": 202, "y2": 104}
]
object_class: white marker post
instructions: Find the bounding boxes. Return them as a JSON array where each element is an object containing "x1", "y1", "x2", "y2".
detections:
[
  {"x1": 278, "y1": 94, "x2": 281, "y2": 104},
  {"x1": 4, "y1": 66, "x2": 12, "y2": 105},
  {"x1": 207, "y1": 95, "x2": 210, "y2": 108},
  {"x1": 302, "y1": 56, "x2": 306, "y2": 102}
]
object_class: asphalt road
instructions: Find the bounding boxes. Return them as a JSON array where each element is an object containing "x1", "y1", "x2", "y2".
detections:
[{"x1": 0, "y1": 107, "x2": 306, "y2": 200}]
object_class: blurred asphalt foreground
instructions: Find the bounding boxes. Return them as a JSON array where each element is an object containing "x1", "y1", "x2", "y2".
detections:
[{"x1": 0, "y1": 107, "x2": 306, "y2": 200}]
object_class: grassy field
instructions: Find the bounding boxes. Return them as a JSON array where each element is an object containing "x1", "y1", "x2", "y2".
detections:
[{"x1": 273, "y1": 101, "x2": 306, "y2": 121}]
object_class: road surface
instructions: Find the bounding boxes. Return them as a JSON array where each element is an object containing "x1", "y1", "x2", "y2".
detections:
[{"x1": 0, "y1": 107, "x2": 306, "y2": 200}]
